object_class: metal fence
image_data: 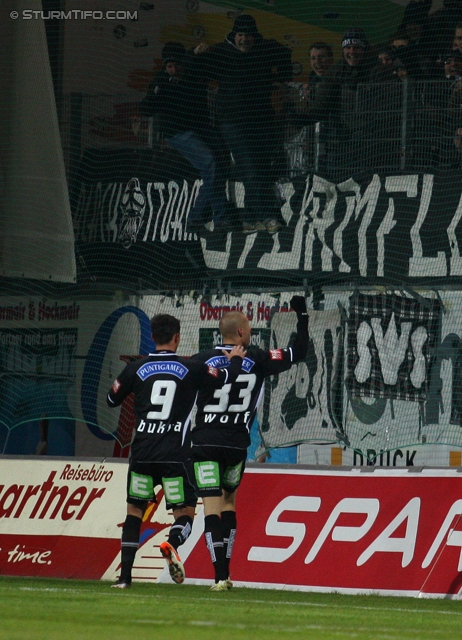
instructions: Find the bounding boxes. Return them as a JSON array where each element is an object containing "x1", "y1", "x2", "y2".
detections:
[{"x1": 61, "y1": 79, "x2": 462, "y2": 182}]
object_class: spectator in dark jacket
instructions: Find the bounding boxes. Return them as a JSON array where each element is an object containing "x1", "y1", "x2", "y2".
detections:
[
  {"x1": 139, "y1": 42, "x2": 230, "y2": 234},
  {"x1": 306, "y1": 42, "x2": 334, "y2": 102},
  {"x1": 193, "y1": 14, "x2": 292, "y2": 235},
  {"x1": 290, "y1": 28, "x2": 374, "y2": 176},
  {"x1": 370, "y1": 45, "x2": 396, "y2": 83},
  {"x1": 422, "y1": 0, "x2": 462, "y2": 61},
  {"x1": 301, "y1": 28, "x2": 374, "y2": 123}
]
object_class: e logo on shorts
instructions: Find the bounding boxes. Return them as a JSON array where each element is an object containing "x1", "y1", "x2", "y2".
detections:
[
  {"x1": 130, "y1": 472, "x2": 153, "y2": 499},
  {"x1": 194, "y1": 461, "x2": 219, "y2": 488},
  {"x1": 223, "y1": 462, "x2": 243, "y2": 487},
  {"x1": 163, "y1": 476, "x2": 185, "y2": 504}
]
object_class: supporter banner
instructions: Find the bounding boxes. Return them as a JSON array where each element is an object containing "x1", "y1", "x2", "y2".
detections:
[
  {"x1": 261, "y1": 308, "x2": 343, "y2": 448},
  {"x1": 185, "y1": 466, "x2": 462, "y2": 597},
  {"x1": 2, "y1": 289, "x2": 462, "y2": 461},
  {"x1": 74, "y1": 160, "x2": 462, "y2": 286},
  {"x1": 336, "y1": 289, "x2": 462, "y2": 459},
  {"x1": 346, "y1": 293, "x2": 442, "y2": 402},
  {"x1": 202, "y1": 171, "x2": 462, "y2": 281},
  {"x1": 72, "y1": 149, "x2": 208, "y2": 285}
]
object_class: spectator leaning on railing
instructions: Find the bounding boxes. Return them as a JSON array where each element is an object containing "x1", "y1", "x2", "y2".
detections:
[
  {"x1": 289, "y1": 28, "x2": 374, "y2": 174},
  {"x1": 291, "y1": 28, "x2": 374, "y2": 125},
  {"x1": 192, "y1": 14, "x2": 293, "y2": 235}
]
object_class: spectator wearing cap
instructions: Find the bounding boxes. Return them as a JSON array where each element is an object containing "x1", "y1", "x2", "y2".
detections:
[
  {"x1": 139, "y1": 42, "x2": 230, "y2": 235},
  {"x1": 297, "y1": 28, "x2": 374, "y2": 121},
  {"x1": 291, "y1": 28, "x2": 374, "y2": 175},
  {"x1": 192, "y1": 14, "x2": 293, "y2": 235}
]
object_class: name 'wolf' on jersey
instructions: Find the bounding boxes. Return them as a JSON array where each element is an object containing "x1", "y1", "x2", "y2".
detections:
[
  {"x1": 107, "y1": 350, "x2": 244, "y2": 462},
  {"x1": 190, "y1": 314, "x2": 308, "y2": 450}
]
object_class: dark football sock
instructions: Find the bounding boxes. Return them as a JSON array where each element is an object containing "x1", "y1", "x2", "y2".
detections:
[
  {"x1": 221, "y1": 510, "x2": 237, "y2": 579},
  {"x1": 204, "y1": 514, "x2": 227, "y2": 582},
  {"x1": 119, "y1": 514, "x2": 142, "y2": 584},
  {"x1": 168, "y1": 515, "x2": 193, "y2": 550}
]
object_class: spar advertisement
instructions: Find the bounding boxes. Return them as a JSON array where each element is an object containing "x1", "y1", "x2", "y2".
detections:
[
  {"x1": 206, "y1": 466, "x2": 462, "y2": 598},
  {"x1": 2, "y1": 458, "x2": 462, "y2": 598}
]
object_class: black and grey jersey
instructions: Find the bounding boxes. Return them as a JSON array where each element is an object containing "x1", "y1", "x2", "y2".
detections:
[
  {"x1": 107, "y1": 350, "x2": 243, "y2": 462},
  {"x1": 191, "y1": 344, "x2": 297, "y2": 450}
]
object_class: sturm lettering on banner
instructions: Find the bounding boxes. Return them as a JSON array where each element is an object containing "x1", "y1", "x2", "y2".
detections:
[{"x1": 199, "y1": 173, "x2": 462, "y2": 276}]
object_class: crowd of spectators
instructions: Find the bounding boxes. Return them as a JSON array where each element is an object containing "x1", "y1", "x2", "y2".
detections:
[
  {"x1": 135, "y1": 1, "x2": 462, "y2": 233},
  {"x1": 285, "y1": 0, "x2": 462, "y2": 175}
]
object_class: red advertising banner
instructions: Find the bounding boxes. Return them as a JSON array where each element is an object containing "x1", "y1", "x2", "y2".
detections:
[
  {"x1": 184, "y1": 467, "x2": 462, "y2": 597},
  {"x1": 2, "y1": 460, "x2": 462, "y2": 597},
  {"x1": 0, "y1": 459, "x2": 176, "y2": 583}
]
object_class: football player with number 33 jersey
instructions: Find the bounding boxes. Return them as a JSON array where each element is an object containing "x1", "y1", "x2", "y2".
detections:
[{"x1": 190, "y1": 296, "x2": 308, "y2": 591}]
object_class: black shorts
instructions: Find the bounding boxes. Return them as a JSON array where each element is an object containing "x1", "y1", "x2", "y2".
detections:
[
  {"x1": 126, "y1": 459, "x2": 197, "y2": 510},
  {"x1": 190, "y1": 445, "x2": 247, "y2": 497}
]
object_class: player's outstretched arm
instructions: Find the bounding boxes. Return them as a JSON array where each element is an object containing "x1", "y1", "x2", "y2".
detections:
[{"x1": 289, "y1": 295, "x2": 309, "y2": 362}]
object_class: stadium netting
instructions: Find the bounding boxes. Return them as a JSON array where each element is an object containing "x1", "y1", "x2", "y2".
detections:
[{"x1": 2, "y1": 0, "x2": 462, "y2": 466}]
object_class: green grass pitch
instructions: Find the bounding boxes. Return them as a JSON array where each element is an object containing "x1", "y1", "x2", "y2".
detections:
[{"x1": 0, "y1": 577, "x2": 462, "y2": 640}]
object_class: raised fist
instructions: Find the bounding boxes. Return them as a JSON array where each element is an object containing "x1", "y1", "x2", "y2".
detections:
[{"x1": 290, "y1": 295, "x2": 307, "y2": 315}]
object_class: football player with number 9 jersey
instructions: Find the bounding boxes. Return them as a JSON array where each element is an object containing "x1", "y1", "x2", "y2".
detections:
[{"x1": 107, "y1": 313, "x2": 246, "y2": 588}]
